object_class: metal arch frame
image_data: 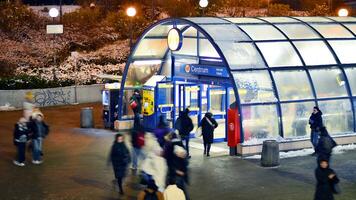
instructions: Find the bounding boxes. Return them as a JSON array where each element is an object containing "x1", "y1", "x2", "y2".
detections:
[
  {"x1": 119, "y1": 17, "x2": 245, "y2": 143},
  {"x1": 325, "y1": 17, "x2": 356, "y2": 38},
  {"x1": 290, "y1": 16, "x2": 356, "y2": 133}
]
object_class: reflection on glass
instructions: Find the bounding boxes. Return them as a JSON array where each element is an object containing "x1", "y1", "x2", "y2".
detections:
[
  {"x1": 281, "y1": 102, "x2": 315, "y2": 138},
  {"x1": 133, "y1": 39, "x2": 168, "y2": 59},
  {"x1": 121, "y1": 89, "x2": 135, "y2": 118},
  {"x1": 124, "y1": 63, "x2": 160, "y2": 86},
  {"x1": 276, "y1": 24, "x2": 319, "y2": 39},
  {"x1": 318, "y1": 99, "x2": 353, "y2": 135},
  {"x1": 174, "y1": 38, "x2": 197, "y2": 56},
  {"x1": 240, "y1": 25, "x2": 286, "y2": 40},
  {"x1": 309, "y1": 68, "x2": 348, "y2": 98},
  {"x1": 242, "y1": 104, "x2": 279, "y2": 142},
  {"x1": 311, "y1": 24, "x2": 354, "y2": 38},
  {"x1": 344, "y1": 67, "x2": 356, "y2": 95},
  {"x1": 233, "y1": 71, "x2": 276, "y2": 103},
  {"x1": 257, "y1": 42, "x2": 302, "y2": 67},
  {"x1": 209, "y1": 88, "x2": 226, "y2": 113},
  {"x1": 273, "y1": 70, "x2": 314, "y2": 101},
  {"x1": 199, "y1": 39, "x2": 220, "y2": 58},
  {"x1": 294, "y1": 41, "x2": 336, "y2": 65},
  {"x1": 329, "y1": 40, "x2": 356, "y2": 64},
  {"x1": 200, "y1": 24, "x2": 250, "y2": 41}
]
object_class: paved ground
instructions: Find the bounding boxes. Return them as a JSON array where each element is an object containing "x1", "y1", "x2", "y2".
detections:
[{"x1": 0, "y1": 103, "x2": 356, "y2": 200}]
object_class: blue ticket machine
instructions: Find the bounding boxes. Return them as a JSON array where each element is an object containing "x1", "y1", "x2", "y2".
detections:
[{"x1": 102, "y1": 84, "x2": 120, "y2": 129}]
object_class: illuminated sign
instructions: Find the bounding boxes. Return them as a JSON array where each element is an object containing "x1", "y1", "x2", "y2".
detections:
[
  {"x1": 181, "y1": 64, "x2": 229, "y2": 78},
  {"x1": 167, "y1": 28, "x2": 183, "y2": 51}
]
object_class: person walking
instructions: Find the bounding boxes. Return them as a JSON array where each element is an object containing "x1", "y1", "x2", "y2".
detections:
[
  {"x1": 200, "y1": 112, "x2": 218, "y2": 157},
  {"x1": 23, "y1": 92, "x2": 34, "y2": 121},
  {"x1": 164, "y1": 131, "x2": 184, "y2": 181},
  {"x1": 29, "y1": 110, "x2": 49, "y2": 164},
  {"x1": 13, "y1": 117, "x2": 30, "y2": 167},
  {"x1": 173, "y1": 145, "x2": 189, "y2": 199},
  {"x1": 309, "y1": 106, "x2": 323, "y2": 155},
  {"x1": 154, "y1": 115, "x2": 171, "y2": 148},
  {"x1": 108, "y1": 133, "x2": 131, "y2": 195},
  {"x1": 316, "y1": 127, "x2": 337, "y2": 163},
  {"x1": 314, "y1": 159, "x2": 340, "y2": 200},
  {"x1": 175, "y1": 108, "x2": 194, "y2": 158},
  {"x1": 131, "y1": 123, "x2": 145, "y2": 170},
  {"x1": 137, "y1": 180, "x2": 164, "y2": 200},
  {"x1": 130, "y1": 89, "x2": 142, "y2": 127},
  {"x1": 164, "y1": 177, "x2": 186, "y2": 200}
]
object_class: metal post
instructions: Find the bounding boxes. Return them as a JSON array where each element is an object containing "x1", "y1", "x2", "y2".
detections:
[
  {"x1": 52, "y1": 17, "x2": 57, "y2": 81},
  {"x1": 59, "y1": 0, "x2": 63, "y2": 23},
  {"x1": 129, "y1": 18, "x2": 133, "y2": 52}
]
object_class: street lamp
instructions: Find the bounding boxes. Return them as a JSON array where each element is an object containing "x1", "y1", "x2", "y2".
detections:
[
  {"x1": 338, "y1": 8, "x2": 349, "y2": 17},
  {"x1": 49, "y1": 8, "x2": 59, "y2": 81},
  {"x1": 126, "y1": 7, "x2": 136, "y2": 52},
  {"x1": 199, "y1": 0, "x2": 208, "y2": 16}
]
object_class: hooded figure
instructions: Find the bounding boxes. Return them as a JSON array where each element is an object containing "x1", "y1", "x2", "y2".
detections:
[
  {"x1": 130, "y1": 89, "x2": 142, "y2": 127},
  {"x1": 200, "y1": 112, "x2": 218, "y2": 156},
  {"x1": 154, "y1": 115, "x2": 171, "y2": 147},
  {"x1": 175, "y1": 108, "x2": 193, "y2": 157},
  {"x1": 316, "y1": 127, "x2": 337, "y2": 162},
  {"x1": 314, "y1": 159, "x2": 339, "y2": 200},
  {"x1": 309, "y1": 106, "x2": 323, "y2": 153},
  {"x1": 109, "y1": 133, "x2": 131, "y2": 195}
]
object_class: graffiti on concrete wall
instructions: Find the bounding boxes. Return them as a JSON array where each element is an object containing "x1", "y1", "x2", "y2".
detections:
[{"x1": 34, "y1": 89, "x2": 72, "y2": 106}]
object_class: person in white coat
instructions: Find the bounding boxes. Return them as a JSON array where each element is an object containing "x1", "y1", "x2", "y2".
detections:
[{"x1": 164, "y1": 177, "x2": 186, "y2": 200}]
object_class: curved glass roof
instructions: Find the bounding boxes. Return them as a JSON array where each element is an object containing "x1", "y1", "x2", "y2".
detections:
[{"x1": 122, "y1": 17, "x2": 356, "y2": 142}]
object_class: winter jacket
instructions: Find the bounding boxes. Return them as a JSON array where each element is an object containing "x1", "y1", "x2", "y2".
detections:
[
  {"x1": 175, "y1": 111, "x2": 193, "y2": 137},
  {"x1": 314, "y1": 167, "x2": 339, "y2": 200},
  {"x1": 164, "y1": 185, "x2": 186, "y2": 200},
  {"x1": 309, "y1": 111, "x2": 323, "y2": 131},
  {"x1": 13, "y1": 122, "x2": 30, "y2": 145},
  {"x1": 109, "y1": 142, "x2": 131, "y2": 178},
  {"x1": 131, "y1": 127, "x2": 145, "y2": 149},
  {"x1": 141, "y1": 151, "x2": 168, "y2": 191},
  {"x1": 154, "y1": 127, "x2": 170, "y2": 147},
  {"x1": 201, "y1": 113, "x2": 218, "y2": 144},
  {"x1": 137, "y1": 189, "x2": 164, "y2": 200},
  {"x1": 173, "y1": 155, "x2": 189, "y2": 184},
  {"x1": 130, "y1": 93, "x2": 142, "y2": 114},
  {"x1": 29, "y1": 119, "x2": 49, "y2": 139}
]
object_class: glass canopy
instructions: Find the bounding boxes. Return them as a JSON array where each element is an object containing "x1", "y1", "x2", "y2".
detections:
[{"x1": 121, "y1": 17, "x2": 356, "y2": 143}]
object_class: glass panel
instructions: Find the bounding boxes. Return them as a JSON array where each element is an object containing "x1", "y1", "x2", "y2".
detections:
[
  {"x1": 233, "y1": 71, "x2": 277, "y2": 103},
  {"x1": 294, "y1": 17, "x2": 333, "y2": 22},
  {"x1": 259, "y1": 17, "x2": 299, "y2": 23},
  {"x1": 185, "y1": 17, "x2": 229, "y2": 24},
  {"x1": 311, "y1": 24, "x2": 354, "y2": 38},
  {"x1": 318, "y1": 99, "x2": 353, "y2": 135},
  {"x1": 174, "y1": 38, "x2": 197, "y2": 56},
  {"x1": 124, "y1": 63, "x2": 161, "y2": 87},
  {"x1": 344, "y1": 67, "x2": 356, "y2": 96},
  {"x1": 281, "y1": 102, "x2": 315, "y2": 138},
  {"x1": 183, "y1": 26, "x2": 197, "y2": 37},
  {"x1": 329, "y1": 40, "x2": 356, "y2": 64},
  {"x1": 293, "y1": 41, "x2": 336, "y2": 65},
  {"x1": 242, "y1": 104, "x2": 279, "y2": 142},
  {"x1": 218, "y1": 42, "x2": 266, "y2": 69},
  {"x1": 199, "y1": 24, "x2": 250, "y2": 41},
  {"x1": 133, "y1": 39, "x2": 168, "y2": 59},
  {"x1": 273, "y1": 70, "x2": 314, "y2": 101},
  {"x1": 309, "y1": 68, "x2": 348, "y2": 98},
  {"x1": 328, "y1": 17, "x2": 356, "y2": 22},
  {"x1": 121, "y1": 89, "x2": 135, "y2": 118},
  {"x1": 146, "y1": 25, "x2": 172, "y2": 37},
  {"x1": 276, "y1": 24, "x2": 320, "y2": 39},
  {"x1": 199, "y1": 39, "x2": 220, "y2": 58},
  {"x1": 240, "y1": 25, "x2": 286, "y2": 40},
  {"x1": 344, "y1": 24, "x2": 356, "y2": 35},
  {"x1": 256, "y1": 42, "x2": 302, "y2": 67},
  {"x1": 224, "y1": 17, "x2": 265, "y2": 24},
  {"x1": 160, "y1": 51, "x2": 171, "y2": 77}
]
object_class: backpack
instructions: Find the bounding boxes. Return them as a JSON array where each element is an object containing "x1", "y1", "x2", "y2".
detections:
[
  {"x1": 136, "y1": 131, "x2": 145, "y2": 148},
  {"x1": 323, "y1": 136, "x2": 337, "y2": 154},
  {"x1": 143, "y1": 190, "x2": 159, "y2": 200}
]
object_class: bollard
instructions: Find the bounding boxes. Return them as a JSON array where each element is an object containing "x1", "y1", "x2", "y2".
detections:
[
  {"x1": 261, "y1": 140, "x2": 279, "y2": 167},
  {"x1": 81, "y1": 107, "x2": 94, "y2": 128}
]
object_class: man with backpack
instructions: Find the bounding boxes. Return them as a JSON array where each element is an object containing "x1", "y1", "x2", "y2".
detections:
[
  {"x1": 175, "y1": 108, "x2": 194, "y2": 158},
  {"x1": 137, "y1": 180, "x2": 164, "y2": 200},
  {"x1": 131, "y1": 123, "x2": 145, "y2": 170},
  {"x1": 316, "y1": 127, "x2": 337, "y2": 163}
]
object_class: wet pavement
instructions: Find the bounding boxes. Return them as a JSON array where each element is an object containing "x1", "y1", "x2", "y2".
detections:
[{"x1": 0, "y1": 103, "x2": 356, "y2": 200}]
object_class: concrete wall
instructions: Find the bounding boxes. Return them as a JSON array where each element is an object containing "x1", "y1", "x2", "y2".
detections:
[{"x1": 0, "y1": 84, "x2": 104, "y2": 108}]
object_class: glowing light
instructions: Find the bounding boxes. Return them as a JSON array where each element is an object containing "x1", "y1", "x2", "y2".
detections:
[
  {"x1": 49, "y1": 8, "x2": 59, "y2": 18},
  {"x1": 338, "y1": 8, "x2": 349, "y2": 17},
  {"x1": 126, "y1": 7, "x2": 137, "y2": 17},
  {"x1": 199, "y1": 0, "x2": 209, "y2": 8}
]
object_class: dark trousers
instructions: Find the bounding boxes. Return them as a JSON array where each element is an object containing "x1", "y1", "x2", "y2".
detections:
[
  {"x1": 182, "y1": 136, "x2": 190, "y2": 156},
  {"x1": 117, "y1": 177, "x2": 123, "y2": 193},
  {"x1": 176, "y1": 175, "x2": 189, "y2": 200},
  {"x1": 16, "y1": 142, "x2": 26, "y2": 163},
  {"x1": 204, "y1": 142, "x2": 211, "y2": 155},
  {"x1": 134, "y1": 112, "x2": 140, "y2": 127}
]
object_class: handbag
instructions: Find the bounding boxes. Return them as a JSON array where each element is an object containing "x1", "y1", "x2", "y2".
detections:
[
  {"x1": 195, "y1": 127, "x2": 202, "y2": 137},
  {"x1": 332, "y1": 182, "x2": 341, "y2": 194},
  {"x1": 129, "y1": 99, "x2": 137, "y2": 109}
]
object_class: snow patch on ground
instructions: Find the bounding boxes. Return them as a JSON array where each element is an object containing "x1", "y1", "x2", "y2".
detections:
[
  {"x1": 245, "y1": 144, "x2": 356, "y2": 160},
  {"x1": 0, "y1": 103, "x2": 16, "y2": 111}
]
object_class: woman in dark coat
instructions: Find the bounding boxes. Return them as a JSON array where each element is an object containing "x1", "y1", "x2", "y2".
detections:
[
  {"x1": 200, "y1": 112, "x2": 218, "y2": 157},
  {"x1": 309, "y1": 106, "x2": 323, "y2": 155},
  {"x1": 109, "y1": 133, "x2": 131, "y2": 195},
  {"x1": 314, "y1": 159, "x2": 339, "y2": 200}
]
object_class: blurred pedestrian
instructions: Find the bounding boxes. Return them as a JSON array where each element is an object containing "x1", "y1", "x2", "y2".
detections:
[
  {"x1": 164, "y1": 177, "x2": 186, "y2": 200},
  {"x1": 131, "y1": 123, "x2": 145, "y2": 170},
  {"x1": 316, "y1": 127, "x2": 337, "y2": 163},
  {"x1": 137, "y1": 179, "x2": 164, "y2": 200},
  {"x1": 108, "y1": 133, "x2": 131, "y2": 195},
  {"x1": 154, "y1": 115, "x2": 170, "y2": 148},
  {"x1": 163, "y1": 131, "x2": 184, "y2": 181},
  {"x1": 200, "y1": 112, "x2": 218, "y2": 157},
  {"x1": 309, "y1": 106, "x2": 323, "y2": 155},
  {"x1": 29, "y1": 110, "x2": 49, "y2": 164},
  {"x1": 173, "y1": 145, "x2": 189, "y2": 199},
  {"x1": 130, "y1": 89, "x2": 142, "y2": 127},
  {"x1": 175, "y1": 108, "x2": 193, "y2": 158},
  {"x1": 314, "y1": 159, "x2": 340, "y2": 200},
  {"x1": 23, "y1": 91, "x2": 34, "y2": 121},
  {"x1": 13, "y1": 117, "x2": 30, "y2": 167}
]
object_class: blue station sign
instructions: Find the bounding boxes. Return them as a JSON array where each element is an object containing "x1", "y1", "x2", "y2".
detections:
[{"x1": 181, "y1": 64, "x2": 229, "y2": 78}]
